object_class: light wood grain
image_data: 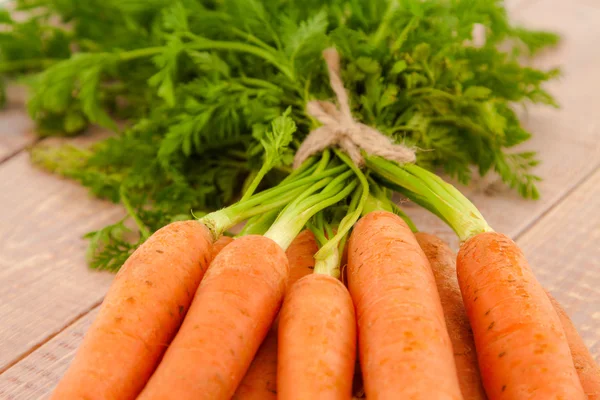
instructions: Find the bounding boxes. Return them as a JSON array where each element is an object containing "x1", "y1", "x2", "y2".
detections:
[
  {"x1": 0, "y1": 85, "x2": 35, "y2": 162},
  {"x1": 0, "y1": 152, "x2": 121, "y2": 371},
  {"x1": 405, "y1": 0, "x2": 600, "y2": 248},
  {"x1": 518, "y1": 167, "x2": 600, "y2": 362},
  {"x1": 0, "y1": 307, "x2": 98, "y2": 400},
  {"x1": 1, "y1": 0, "x2": 599, "y2": 398}
]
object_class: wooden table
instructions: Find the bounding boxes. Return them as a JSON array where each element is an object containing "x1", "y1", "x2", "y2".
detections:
[{"x1": 1, "y1": 0, "x2": 599, "y2": 398}]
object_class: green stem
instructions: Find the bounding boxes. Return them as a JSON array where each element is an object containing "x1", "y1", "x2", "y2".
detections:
[
  {"x1": 0, "y1": 58, "x2": 58, "y2": 72},
  {"x1": 200, "y1": 163, "x2": 349, "y2": 239},
  {"x1": 119, "y1": 47, "x2": 164, "y2": 61},
  {"x1": 119, "y1": 186, "x2": 150, "y2": 239},
  {"x1": 362, "y1": 192, "x2": 392, "y2": 214},
  {"x1": 184, "y1": 35, "x2": 294, "y2": 80},
  {"x1": 230, "y1": 28, "x2": 276, "y2": 52},
  {"x1": 391, "y1": 16, "x2": 419, "y2": 52},
  {"x1": 366, "y1": 156, "x2": 492, "y2": 241},
  {"x1": 264, "y1": 179, "x2": 358, "y2": 250},
  {"x1": 238, "y1": 208, "x2": 281, "y2": 236},
  {"x1": 240, "y1": 162, "x2": 270, "y2": 202},
  {"x1": 313, "y1": 247, "x2": 341, "y2": 278},
  {"x1": 407, "y1": 87, "x2": 456, "y2": 100},
  {"x1": 370, "y1": 0, "x2": 399, "y2": 47},
  {"x1": 313, "y1": 150, "x2": 369, "y2": 261}
]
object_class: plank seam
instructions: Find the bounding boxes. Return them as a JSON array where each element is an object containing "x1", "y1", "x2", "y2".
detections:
[
  {"x1": 0, "y1": 139, "x2": 38, "y2": 165},
  {"x1": 514, "y1": 162, "x2": 600, "y2": 241},
  {"x1": 0, "y1": 301, "x2": 102, "y2": 375}
]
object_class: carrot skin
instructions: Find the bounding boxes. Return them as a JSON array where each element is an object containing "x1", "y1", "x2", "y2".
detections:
[
  {"x1": 416, "y1": 232, "x2": 487, "y2": 400},
  {"x1": 233, "y1": 229, "x2": 318, "y2": 400},
  {"x1": 547, "y1": 293, "x2": 600, "y2": 400},
  {"x1": 277, "y1": 274, "x2": 356, "y2": 400},
  {"x1": 50, "y1": 221, "x2": 213, "y2": 400},
  {"x1": 138, "y1": 235, "x2": 289, "y2": 400},
  {"x1": 348, "y1": 211, "x2": 463, "y2": 399},
  {"x1": 211, "y1": 235, "x2": 234, "y2": 260},
  {"x1": 232, "y1": 329, "x2": 279, "y2": 400},
  {"x1": 457, "y1": 232, "x2": 586, "y2": 399},
  {"x1": 285, "y1": 229, "x2": 319, "y2": 288}
]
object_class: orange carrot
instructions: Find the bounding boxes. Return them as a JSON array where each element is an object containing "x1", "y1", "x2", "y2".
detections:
[
  {"x1": 233, "y1": 229, "x2": 318, "y2": 400},
  {"x1": 547, "y1": 292, "x2": 600, "y2": 400},
  {"x1": 232, "y1": 329, "x2": 279, "y2": 400},
  {"x1": 457, "y1": 232, "x2": 586, "y2": 399},
  {"x1": 285, "y1": 229, "x2": 319, "y2": 287},
  {"x1": 277, "y1": 273, "x2": 356, "y2": 399},
  {"x1": 50, "y1": 220, "x2": 213, "y2": 400},
  {"x1": 347, "y1": 211, "x2": 463, "y2": 399},
  {"x1": 416, "y1": 232, "x2": 487, "y2": 400},
  {"x1": 137, "y1": 235, "x2": 289, "y2": 400},
  {"x1": 211, "y1": 235, "x2": 234, "y2": 260}
]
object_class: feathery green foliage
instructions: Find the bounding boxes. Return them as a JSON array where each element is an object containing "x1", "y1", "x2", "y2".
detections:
[{"x1": 1, "y1": 0, "x2": 559, "y2": 270}]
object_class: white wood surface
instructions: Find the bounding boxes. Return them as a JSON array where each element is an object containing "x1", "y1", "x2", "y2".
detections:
[
  {"x1": 0, "y1": 85, "x2": 35, "y2": 162},
  {"x1": 0, "y1": 308, "x2": 99, "y2": 400},
  {"x1": 0, "y1": 152, "x2": 119, "y2": 371},
  {"x1": 519, "y1": 167, "x2": 600, "y2": 361},
  {"x1": 0, "y1": 0, "x2": 598, "y2": 398}
]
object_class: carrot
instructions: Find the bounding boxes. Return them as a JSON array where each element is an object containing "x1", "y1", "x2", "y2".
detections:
[
  {"x1": 366, "y1": 159, "x2": 588, "y2": 399},
  {"x1": 277, "y1": 273, "x2": 356, "y2": 399},
  {"x1": 233, "y1": 230, "x2": 318, "y2": 400},
  {"x1": 137, "y1": 235, "x2": 289, "y2": 400},
  {"x1": 211, "y1": 235, "x2": 234, "y2": 260},
  {"x1": 285, "y1": 229, "x2": 319, "y2": 287},
  {"x1": 415, "y1": 232, "x2": 487, "y2": 400},
  {"x1": 50, "y1": 220, "x2": 213, "y2": 400},
  {"x1": 457, "y1": 232, "x2": 586, "y2": 399},
  {"x1": 347, "y1": 211, "x2": 463, "y2": 399},
  {"x1": 232, "y1": 329, "x2": 279, "y2": 400},
  {"x1": 547, "y1": 292, "x2": 600, "y2": 400}
]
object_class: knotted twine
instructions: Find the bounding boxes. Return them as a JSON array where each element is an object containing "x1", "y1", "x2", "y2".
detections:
[{"x1": 293, "y1": 48, "x2": 416, "y2": 169}]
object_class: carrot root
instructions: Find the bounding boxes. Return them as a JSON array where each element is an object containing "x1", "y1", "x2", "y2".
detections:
[
  {"x1": 416, "y1": 232, "x2": 487, "y2": 400},
  {"x1": 457, "y1": 232, "x2": 586, "y2": 399},
  {"x1": 348, "y1": 211, "x2": 463, "y2": 399},
  {"x1": 138, "y1": 235, "x2": 289, "y2": 400},
  {"x1": 277, "y1": 274, "x2": 356, "y2": 399},
  {"x1": 51, "y1": 220, "x2": 213, "y2": 400},
  {"x1": 233, "y1": 230, "x2": 318, "y2": 399}
]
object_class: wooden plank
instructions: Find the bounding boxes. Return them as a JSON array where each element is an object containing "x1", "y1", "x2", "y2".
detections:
[
  {"x1": 0, "y1": 85, "x2": 35, "y2": 162},
  {"x1": 405, "y1": 0, "x2": 600, "y2": 248},
  {"x1": 0, "y1": 307, "x2": 98, "y2": 400},
  {"x1": 518, "y1": 167, "x2": 600, "y2": 361},
  {"x1": 0, "y1": 150, "x2": 121, "y2": 372}
]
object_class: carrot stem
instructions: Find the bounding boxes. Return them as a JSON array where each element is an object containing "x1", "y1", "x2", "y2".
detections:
[
  {"x1": 264, "y1": 177, "x2": 357, "y2": 250},
  {"x1": 366, "y1": 155, "x2": 492, "y2": 241},
  {"x1": 313, "y1": 151, "x2": 368, "y2": 266},
  {"x1": 237, "y1": 208, "x2": 281, "y2": 236},
  {"x1": 200, "y1": 162, "x2": 349, "y2": 238}
]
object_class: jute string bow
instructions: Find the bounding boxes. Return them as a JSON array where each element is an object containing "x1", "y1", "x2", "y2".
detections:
[{"x1": 293, "y1": 48, "x2": 416, "y2": 169}]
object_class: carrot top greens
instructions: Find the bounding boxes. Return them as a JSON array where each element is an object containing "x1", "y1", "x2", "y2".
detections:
[{"x1": 0, "y1": 0, "x2": 559, "y2": 270}]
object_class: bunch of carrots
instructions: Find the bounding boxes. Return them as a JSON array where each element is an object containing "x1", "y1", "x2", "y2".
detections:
[{"x1": 49, "y1": 146, "x2": 599, "y2": 400}]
